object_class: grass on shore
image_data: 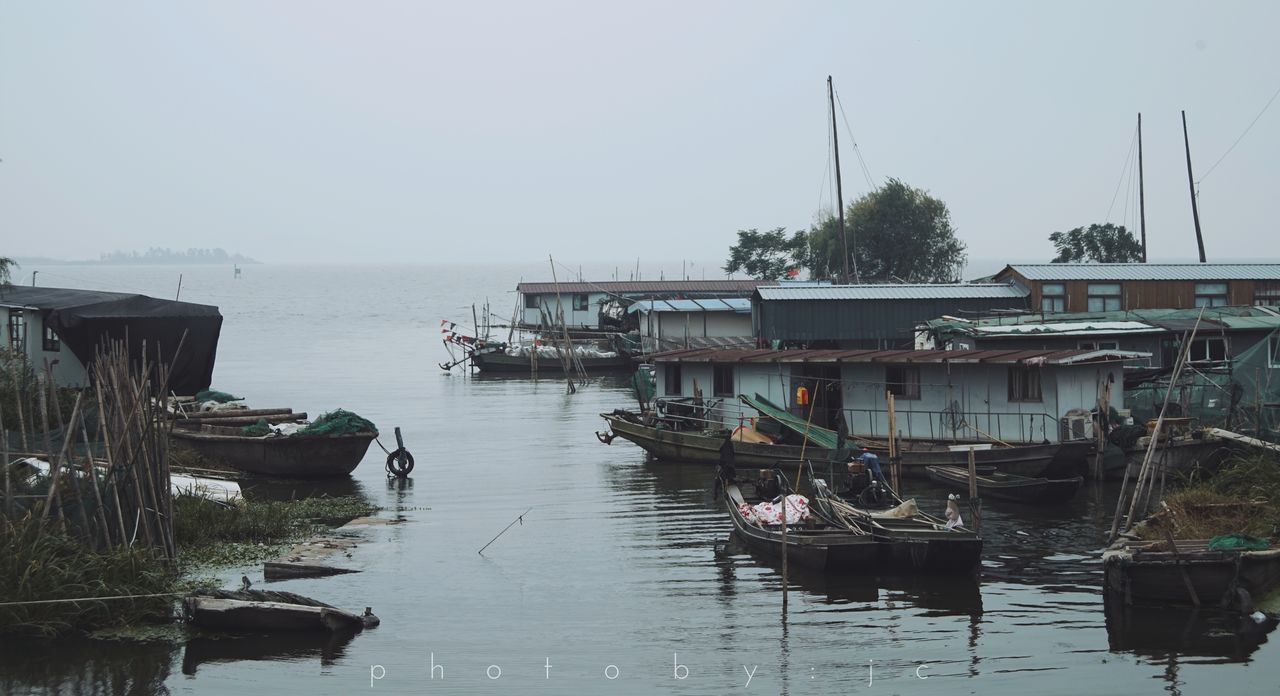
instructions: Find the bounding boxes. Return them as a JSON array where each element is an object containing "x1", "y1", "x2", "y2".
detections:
[{"x1": 1142, "y1": 453, "x2": 1280, "y2": 541}]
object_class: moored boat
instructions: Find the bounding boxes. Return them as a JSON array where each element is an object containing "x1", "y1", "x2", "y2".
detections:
[
  {"x1": 171, "y1": 424, "x2": 376, "y2": 478},
  {"x1": 719, "y1": 479, "x2": 879, "y2": 572},
  {"x1": 1103, "y1": 536, "x2": 1280, "y2": 606},
  {"x1": 925, "y1": 465, "x2": 1083, "y2": 504},
  {"x1": 183, "y1": 589, "x2": 379, "y2": 633}
]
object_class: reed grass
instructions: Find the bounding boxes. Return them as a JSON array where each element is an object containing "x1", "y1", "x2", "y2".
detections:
[{"x1": 1144, "y1": 453, "x2": 1280, "y2": 541}]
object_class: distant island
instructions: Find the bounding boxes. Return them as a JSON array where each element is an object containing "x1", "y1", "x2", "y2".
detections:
[{"x1": 15, "y1": 248, "x2": 260, "y2": 265}]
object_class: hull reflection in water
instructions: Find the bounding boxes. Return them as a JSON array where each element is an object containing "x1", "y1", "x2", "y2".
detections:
[
  {"x1": 1104, "y1": 592, "x2": 1278, "y2": 662},
  {"x1": 181, "y1": 628, "x2": 359, "y2": 675}
]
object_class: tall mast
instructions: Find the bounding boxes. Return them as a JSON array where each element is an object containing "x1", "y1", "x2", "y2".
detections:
[
  {"x1": 1138, "y1": 112, "x2": 1147, "y2": 263},
  {"x1": 828, "y1": 76, "x2": 856, "y2": 283},
  {"x1": 1181, "y1": 110, "x2": 1207, "y2": 262}
]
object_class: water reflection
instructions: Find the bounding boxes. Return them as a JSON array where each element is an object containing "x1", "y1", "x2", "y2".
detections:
[
  {"x1": 1104, "y1": 593, "x2": 1278, "y2": 662},
  {"x1": 0, "y1": 637, "x2": 176, "y2": 696},
  {"x1": 181, "y1": 629, "x2": 359, "y2": 676},
  {"x1": 238, "y1": 476, "x2": 367, "y2": 502}
]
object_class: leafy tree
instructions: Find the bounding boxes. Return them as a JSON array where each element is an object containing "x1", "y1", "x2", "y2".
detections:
[
  {"x1": 1048, "y1": 223, "x2": 1144, "y2": 263},
  {"x1": 807, "y1": 178, "x2": 967, "y2": 283},
  {"x1": 723, "y1": 227, "x2": 807, "y2": 280},
  {"x1": 0, "y1": 256, "x2": 15, "y2": 289}
]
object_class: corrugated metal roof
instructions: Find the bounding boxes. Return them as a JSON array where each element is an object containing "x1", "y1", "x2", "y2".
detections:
[
  {"x1": 650, "y1": 347, "x2": 1146, "y2": 365},
  {"x1": 972, "y1": 320, "x2": 1164, "y2": 337},
  {"x1": 517, "y1": 280, "x2": 771, "y2": 295},
  {"x1": 1000, "y1": 263, "x2": 1280, "y2": 281},
  {"x1": 926, "y1": 306, "x2": 1280, "y2": 335},
  {"x1": 756, "y1": 284, "x2": 1027, "y2": 301},
  {"x1": 625, "y1": 298, "x2": 752, "y2": 314}
]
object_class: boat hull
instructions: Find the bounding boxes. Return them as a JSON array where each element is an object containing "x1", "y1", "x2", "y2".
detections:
[
  {"x1": 471, "y1": 351, "x2": 633, "y2": 374},
  {"x1": 183, "y1": 596, "x2": 365, "y2": 632},
  {"x1": 1103, "y1": 541, "x2": 1280, "y2": 605},
  {"x1": 1110, "y1": 437, "x2": 1233, "y2": 480},
  {"x1": 925, "y1": 465, "x2": 1083, "y2": 504},
  {"x1": 170, "y1": 429, "x2": 376, "y2": 478},
  {"x1": 603, "y1": 413, "x2": 1065, "y2": 479}
]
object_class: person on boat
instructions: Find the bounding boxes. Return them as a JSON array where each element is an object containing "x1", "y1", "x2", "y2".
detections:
[
  {"x1": 755, "y1": 469, "x2": 781, "y2": 501},
  {"x1": 855, "y1": 448, "x2": 884, "y2": 483},
  {"x1": 944, "y1": 493, "x2": 964, "y2": 530}
]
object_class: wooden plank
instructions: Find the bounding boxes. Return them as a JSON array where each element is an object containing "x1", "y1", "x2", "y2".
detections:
[
  {"x1": 177, "y1": 408, "x2": 296, "y2": 420},
  {"x1": 264, "y1": 562, "x2": 361, "y2": 580}
]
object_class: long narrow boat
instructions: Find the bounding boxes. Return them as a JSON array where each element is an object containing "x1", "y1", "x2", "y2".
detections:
[
  {"x1": 184, "y1": 589, "x2": 378, "y2": 632},
  {"x1": 600, "y1": 409, "x2": 1070, "y2": 479},
  {"x1": 470, "y1": 347, "x2": 633, "y2": 374},
  {"x1": 925, "y1": 465, "x2": 1083, "y2": 504},
  {"x1": 808, "y1": 476, "x2": 982, "y2": 572},
  {"x1": 721, "y1": 482, "x2": 879, "y2": 572},
  {"x1": 171, "y1": 424, "x2": 376, "y2": 478}
]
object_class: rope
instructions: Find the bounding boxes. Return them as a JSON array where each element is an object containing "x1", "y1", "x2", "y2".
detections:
[
  {"x1": 0, "y1": 591, "x2": 184, "y2": 607},
  {"x1": 1199, "y1": 82, "x2": 1280, "y2": 184},
  {"x1": 1106, "y1": 123, "x2": 1140, "y2": 223}
]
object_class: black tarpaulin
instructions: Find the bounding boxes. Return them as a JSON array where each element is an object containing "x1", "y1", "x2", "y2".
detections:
[{"x1": 1, "y1": 286, "x2": 222, "y2": 395}]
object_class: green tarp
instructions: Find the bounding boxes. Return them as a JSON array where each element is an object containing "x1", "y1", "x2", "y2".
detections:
[{"x1": 740, "y1": 393, "x2": 841, "y2": 450}]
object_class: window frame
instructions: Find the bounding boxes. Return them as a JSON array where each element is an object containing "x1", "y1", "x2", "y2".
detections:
[
  {"x1": 713, "y1": 364, "x2": 734, "y2": 397},
  {"x1": 1007, "y1": 364, "x2": 1043, "y2": 403},
  {"x1": 1040, "y1": 283, "x2": 1066, "y2": 313},
  {"x1": 572, "y1": 294, "x2": 590, "y2": 312},
  {"x1": 1078, "y1": 340, "x2": 1120, "y2": 351},
  {"x1": 7, "y1": 309, "x2": 26, "y2": 352},
  {"x1": 1194, "y1": 282, "x2": 1229, "y2": 308},
  {"x1": 42, "y1": 322, "x2": 60, "y2": 352},
  {"x1": 1186, "y1": 337, "x2": 1228, "y2": 363},
  {"x1": 885, "y1": 365, "x2": 921, "y2": 400},
  {"x1": 664, "y1": 364, "x2": 683, "y2": 396},
  {"x1": 1086, "y1": 283, "x2": 1122, "y2": 312},
  {"x1": 1269, "y1": 335, "x2": 1280, "y2": 368},
  {"x1": 523, "y1": 294, "x2": 540, "y2": 310}
]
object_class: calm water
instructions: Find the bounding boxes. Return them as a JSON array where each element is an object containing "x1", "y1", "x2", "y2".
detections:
[{"x1": 1, "y1": 263, "x2": 1276, "y2": 695}]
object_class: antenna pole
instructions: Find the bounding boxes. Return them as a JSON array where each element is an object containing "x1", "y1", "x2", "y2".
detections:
[
  {"x1": 1181, "y1": 110, "x2": 1207, "y2": 262},
  {"x1": 1138, "y1": 113, "x2": 1147, "y2": 263}
]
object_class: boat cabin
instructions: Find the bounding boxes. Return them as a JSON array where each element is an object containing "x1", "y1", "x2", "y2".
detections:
[
  {"x1": 515, "y1": 280, "x2": 770, "y2": 333},
  {"x1": 628, "y1": 298, "x2": 753, "y2": 353},
  {"x1": 649, "y1": 347, "x2": 1147, "y2": 444}
]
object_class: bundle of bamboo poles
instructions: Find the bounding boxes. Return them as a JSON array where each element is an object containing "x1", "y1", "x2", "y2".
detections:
[{"x1": 2, "y1": 338, "x2": 180, "y2": 561}]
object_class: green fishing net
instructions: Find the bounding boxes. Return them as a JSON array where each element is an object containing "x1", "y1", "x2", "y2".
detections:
[
  {"x1": 295, "y1": 409, "x2": 377, "y2": 436},
  {"x1": 242, "y1": 418, "x2": 272, "y2": 436},
  {"x1": 1207, "y1": 534, "x2": 1271, "y2": 551},
  {"x1": 196, "y1": 390, "x2": 243, "y2": 403}
]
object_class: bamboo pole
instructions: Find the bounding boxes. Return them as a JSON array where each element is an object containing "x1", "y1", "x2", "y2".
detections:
[
  {"x1": 8, "y1": 359, "x2": 30, "y2": 452},
  {"x1": 1, "y1": 403, "x2": 10, "y2": 519}
]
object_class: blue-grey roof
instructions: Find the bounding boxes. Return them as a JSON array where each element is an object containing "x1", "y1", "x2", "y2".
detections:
[
  {"x1": 1001, "y1": 264, "x2": 1280, "y2": 281},
  {"x1": 755, "y1": 284, "x2": 1028, "y2": 301},
  {"x1": 626, "y1": 298, "x2": 752, "y2": 314}
]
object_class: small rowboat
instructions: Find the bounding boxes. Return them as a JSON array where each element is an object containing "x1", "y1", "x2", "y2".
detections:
[
  {"x1": 925, "y1": 465, "x2": 1083, "y2": 504},
  {"x1": 184, "y1": 589, "x2": 379, "y2": 633},
  {"x1": 720, "y1": 481, "x2": 879, "y2": 572}
]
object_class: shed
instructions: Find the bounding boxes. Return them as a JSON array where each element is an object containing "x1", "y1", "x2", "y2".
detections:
[
  {"x1": 993, "y1": 263, "x2": 1280, "y2": 313},
  {"x1": 752, "y1": 284, "x2": 1029, "y2": 349},
  {"x1": 1, "y1": 286, "x2": 222, "y2": 394}
]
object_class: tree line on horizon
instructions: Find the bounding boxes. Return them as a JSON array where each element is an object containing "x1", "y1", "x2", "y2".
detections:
[{"x1": 723, "y1": 179, "x2": 1144, "y2": 282}]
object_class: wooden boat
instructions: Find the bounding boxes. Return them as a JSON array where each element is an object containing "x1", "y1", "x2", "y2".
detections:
[
  {"x1": 1103, "y1": 536, "x2": 1280, "y2": 606},
  {"x1": 600, "y1": 409, "x2": 1069, "y2": 479},
  {"x1": 1107, "y1": 434, "x2": 1233, "y2": 480},
  {"x1": 469, "y1": 346, "x2": 633, "y2": 373},
  {"x1": 183, "y1": 589, "x2": 379, "y2": 632},
  {"x1": 925, "y1": 465, "x2": 1083, "y2": 504},
  {"x1": 170, "y1": 424, "x2": 376, "y2": 478},
  {"x1": 808, "y1": 476, "x2": 982, "y2": 572},
  {"x1": 720, "y1": 481, "x2": 879, "y2": 572}
]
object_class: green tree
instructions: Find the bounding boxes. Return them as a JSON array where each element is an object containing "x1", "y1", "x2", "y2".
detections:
[
  {"x1": 723, "y1": 227, "x2": 807, "y2": 280},
  {"x1": 807, "y1": 179, "x2": 967, "y2": 282},
  {"x1": 0, "y1": 257, "x2": 15, "y2": 289},
  {"x1": 1048, "y1": 223, "x2": 1144, "y2": 263}
]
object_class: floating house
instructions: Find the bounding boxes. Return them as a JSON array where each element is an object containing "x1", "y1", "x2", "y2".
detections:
[
  {"x1": 629, "y1": 298, "x2": 753, "y2": 353},
  {"x1": 1, "y1": 286, "x2": 222, "y2": 394},
  {"x1": 516, "y1": 280, "x2": 772, "y2": 333},
  {"x1": 751, "y1": 284, "x2": 1029, "y2": 350},
  {"x1": 649, "y1": 347, "x2": 1145, "y2": 444},
  {"x1": 992, "y1": 263, "x2": 1280, "y2": 313}
]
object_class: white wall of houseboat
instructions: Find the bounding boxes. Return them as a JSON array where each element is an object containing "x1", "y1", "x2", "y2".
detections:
[
  {"x1": 3, "y1": 308, "x2": 90, "y2": 388},
  {"x1": 520, "y1": 292, "x2": 607, "y2": 329}
]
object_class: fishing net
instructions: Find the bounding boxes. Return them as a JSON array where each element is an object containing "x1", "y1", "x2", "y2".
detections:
[
  {"x1": 242, "y1": 418, "x2": 272, "y2": 437},
  {"x1": 295, "y1": 409, "x2": 377, "y2": 437},
  {"x1": 1207, "y1": 533, "x2": 1271, "y2": 551},
  {"x1": 195, "y1": 390, "x2": 243, "y2": 404}
]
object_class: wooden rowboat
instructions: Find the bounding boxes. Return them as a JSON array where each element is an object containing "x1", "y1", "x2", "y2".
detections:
[
  {"x1": 183, "y1": 589, "x2": 379, "y2": 633},
  {"x1": 170, "y1": 424, "x2": 376, "y2": 478},
  {"x1": 925, "y1": 465, "x2": 1083, "y2": 504},
  {"x1": 720, "y1": 481, "x2": 879, "y2": 572}
]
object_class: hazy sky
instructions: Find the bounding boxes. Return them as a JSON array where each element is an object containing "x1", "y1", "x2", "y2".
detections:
[{"x1": 2, "y1": 1, "x2": 1278, "y2": 270}]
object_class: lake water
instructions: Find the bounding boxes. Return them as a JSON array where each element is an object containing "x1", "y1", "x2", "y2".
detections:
[{"x1": 1, "y1": 263, "x2": 1276, "y2": 695}]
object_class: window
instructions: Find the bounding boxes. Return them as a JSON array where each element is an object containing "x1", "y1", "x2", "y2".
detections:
[
  {"x1": 7, "y1": 310, "x2": 25, "y2": 351},
  {"x1": 572, "y1": 294, "x2": 590, "y2": 312},
  {"x1": 713, "y1": 364, "x2": 734, "y2": 397},
  {"x1": 524, "y1": 294, "x2": 539, "y2": 310},
  {"x1": 1254, "y1": 282, "x2": 1280, "y2": 307},
  {"x1": 1008, "y1": 365, "x2": 1042, "y2": 402},
  {"x1": 1270, "y1": 335, "x2": 1280, "y2": 368},
  {"x1": 1041, "y1": 283, "x2": 1065, "y2": 313},
  {"x1": 1186, "y1": 337, "x2": 1227, "y2": 362},
  {"x1": 1194, "y1": 282, "x2": 1228, "y2": 308},
  {"x1": 1086, "y1": 283, "x2": 1122, "y2": 312},
  {"x1": 664, "y1": 364, "x2": 682, "y2": 396},
  {"x1": 885, "y1": 365, "x2": 921, "y2": 400},
  {"x1": 1078, "y1": 340, "x2": 1120, "y2": 351},
  {"x1": 42, "y1": 323, "x2": 60, "y2": 352}
]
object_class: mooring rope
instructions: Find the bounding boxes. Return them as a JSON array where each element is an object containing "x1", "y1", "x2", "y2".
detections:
[{"x1": 0, "y1": 591, "x2": 185, "y2": 607}]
